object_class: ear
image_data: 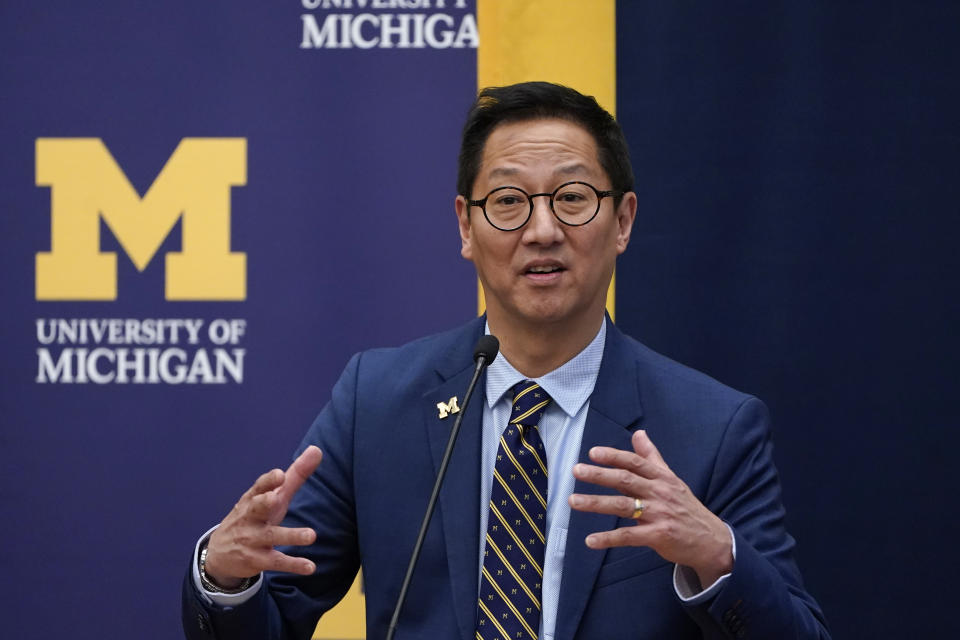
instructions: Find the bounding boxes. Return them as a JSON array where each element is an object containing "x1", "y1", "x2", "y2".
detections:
[
  {"x1": 455, "y1": 195, "x2": 474, "y2": 260},
  {"x1": 614, "y1": 191, "x2": 637, "y2": 255}
]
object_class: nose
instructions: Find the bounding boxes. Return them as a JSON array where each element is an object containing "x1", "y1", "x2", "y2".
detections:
[{"x1": 521, "y1": 194, "x2": 564, "y2": 245}]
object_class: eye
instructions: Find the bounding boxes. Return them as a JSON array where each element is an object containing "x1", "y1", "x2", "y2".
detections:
[
  {"x1": 493, "y1": 193, "x2": 526, "y2": 207},
  {"x1": 556, "y1": 191, "x2": 587, "y2": 203}
]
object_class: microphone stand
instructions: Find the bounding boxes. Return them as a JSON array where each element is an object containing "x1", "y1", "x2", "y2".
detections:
[{"x1": 385, "y1": 343, "x2": 495, "y2": 640}]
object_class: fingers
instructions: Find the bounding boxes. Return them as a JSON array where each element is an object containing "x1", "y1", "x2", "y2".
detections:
[
  {"x1": 206, "y1": 523, "x2": 318, "y2": 581},
  {"x1": 568, "y1": 432, "x2": 731, "y2": 575},
  {"x1": 569, "y1": 492, "x2": 644, "y2": 520},
  {"x1": 248, "y1": 487, "x2": 282, "y2": 520},
  {"x1": 584, "y1": 527, "x2": 644, "y2": 550},
  {"x1": 239, "y1": 447, "x2": 323, "y2": 526},
  {"x1": 243, "y1": 446, "x2": 322, "y2": 505},
  {"x1": 209, "y1": 448, "x2": 324, "y2": 580},
  {"x1": 277, "y1": 446, "x2": 323, "y2": 505},
  {"x1": 632, "y1": 430, "x2": 667, "y2": 466},
  {"x1": 265, "y1": 525, "x2": 317, "y2": 548},
  {"x1": 573, "y1": 460, "x2": 654, "y2": 496},
  {"x1": 242, "y1": 468, "x2": 285, "y2": 502},
  {"x1": 571, "y1": 432, "x2": 671, "y2": 520},
  {"x1": 264, "y1": 549, "x2": 316, "y2": 576},
  {"x1": 585, "y1": 443, "x2": 666, "y2": 480},
  {"x1": 218, "y1": 546, "x2": 317, "y2": 577},
  {"x1": 214, "y1": 524, "x2": 318, "y2": 554}
]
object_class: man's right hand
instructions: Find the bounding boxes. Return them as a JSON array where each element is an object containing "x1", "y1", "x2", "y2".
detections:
[{"x1": 204, "y1": 445, "x2": 323, "y2": 589}]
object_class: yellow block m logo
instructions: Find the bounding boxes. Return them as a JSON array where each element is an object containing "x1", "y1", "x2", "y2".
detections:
[
  {"x1": 35, "y1": 138, "x2": 246, "y2": 300},
  {"x1": 436, "y1": 396, "x2": 460, "y2": 419}
]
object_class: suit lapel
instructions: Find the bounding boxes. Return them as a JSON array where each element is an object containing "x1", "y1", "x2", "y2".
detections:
[
  {"x1": 422, "y1": 319, "x2": 486, "y2": 640},
  {"x1": 555, "y1": 321, "x2": 644, "y2": 640}
]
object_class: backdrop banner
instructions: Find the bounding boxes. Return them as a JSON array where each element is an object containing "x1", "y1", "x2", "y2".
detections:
[{"x1": 1, "y1": 2, "x2": 476, "y2": 638}]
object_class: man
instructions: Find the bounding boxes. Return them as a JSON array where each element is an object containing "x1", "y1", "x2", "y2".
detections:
[{"x1": 183, "y1": 82, "x2": 830, "y2": 640}]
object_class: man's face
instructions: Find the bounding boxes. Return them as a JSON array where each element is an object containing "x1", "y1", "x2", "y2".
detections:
[{"x1": 455, "y1": 118, "x2": 636, "y2": 331}]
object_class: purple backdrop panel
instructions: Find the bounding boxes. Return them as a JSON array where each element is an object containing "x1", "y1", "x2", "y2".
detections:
[{"x1": 0, "y1": 2, "x2": 477, "y2": 638}]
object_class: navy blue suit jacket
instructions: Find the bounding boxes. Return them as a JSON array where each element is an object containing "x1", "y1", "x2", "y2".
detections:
[{"x1": 183, "y1": 317, "x2": 830, "y2": 640}]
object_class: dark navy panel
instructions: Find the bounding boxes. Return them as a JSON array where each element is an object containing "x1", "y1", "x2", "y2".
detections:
[{"x1": 616, "y1": 2, "x2": 958, "y2": 637}]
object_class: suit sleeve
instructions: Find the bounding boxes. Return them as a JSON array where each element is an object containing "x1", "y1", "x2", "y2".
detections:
[
  {"x1": 680, "y1": 397, "x2": 832, "y2": 640},
  {"x1": 182, "y1": 352, "x2": 364, "y2": 640}
]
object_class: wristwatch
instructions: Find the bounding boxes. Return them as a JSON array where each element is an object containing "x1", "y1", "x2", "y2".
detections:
[{"x1": 198, "y1": 541, "x2": 257, "y2": 594}]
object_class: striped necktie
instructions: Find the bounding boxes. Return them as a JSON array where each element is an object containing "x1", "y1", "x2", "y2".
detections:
[{"x1": 476, "y1": 380, "x2": 551, "y2": 640}]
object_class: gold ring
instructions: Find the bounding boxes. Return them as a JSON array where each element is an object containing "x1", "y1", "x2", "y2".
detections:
[{"x1": 631, "y1": 497, "x2": 645, "y2": 519}]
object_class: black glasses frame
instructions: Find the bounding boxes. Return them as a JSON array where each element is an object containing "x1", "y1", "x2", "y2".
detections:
[{"x1": 468, "y1": 181, "x2": 623, "y2": 232}]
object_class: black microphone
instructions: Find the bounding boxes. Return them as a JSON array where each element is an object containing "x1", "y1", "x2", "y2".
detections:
[
  {"x1": 472, "y1": 334, "x2": 499, "y2": 367},
  {"x1": 385, "y1": 335, "x2": 499, "y2": 640}
]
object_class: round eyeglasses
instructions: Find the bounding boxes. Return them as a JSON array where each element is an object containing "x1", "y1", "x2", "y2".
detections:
[{"x1": 468, "y1": 181, "x2": 624, "y2": 232}]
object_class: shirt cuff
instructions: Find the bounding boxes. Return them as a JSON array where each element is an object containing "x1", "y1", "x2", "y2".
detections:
[
  {"x1": 672, "y1": 522, "x2": 736, "y2": 604},
  {"x1": 192, "y1": 524, "x2": 263, "y2": 607}
]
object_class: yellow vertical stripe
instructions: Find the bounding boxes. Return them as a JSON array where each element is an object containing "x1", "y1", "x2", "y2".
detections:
[
  {"x1": 313, "y1": 571, "x2": 365, "y2": 639},
  {"x1": 475, "y1": 0, "x2": 618, "y2": 320},
  {"x1": 315, "y1": 6, "x2": 618, "y2": 637}
]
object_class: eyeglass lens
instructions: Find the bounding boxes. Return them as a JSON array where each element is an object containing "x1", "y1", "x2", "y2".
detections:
[{"x1": 485, "y1": 183, "x2": 599, "y2": 229}]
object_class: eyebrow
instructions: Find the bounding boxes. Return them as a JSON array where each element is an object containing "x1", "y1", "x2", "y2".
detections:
[
  {"x1": 486, "y1": 163, "x2": 592, "y2": 181},
  {"x1": 554, "y1": 163, "x2": 590, "y2": 176},
  {"x1": 487, "y1": 167, "x2": 520, "y2": 180}
]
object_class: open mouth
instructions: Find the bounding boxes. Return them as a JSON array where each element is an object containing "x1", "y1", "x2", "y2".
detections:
[
  {"x1": 525, "y1": 264, "x2": 566, "y2": 276},
  {"x1": 528, "y1": 265, "x2": 562, "y2": 273}
]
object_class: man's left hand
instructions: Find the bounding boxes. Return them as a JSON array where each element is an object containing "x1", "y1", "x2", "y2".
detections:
[{"x1": 569, "y1": 430, "x2": 733, "y2": 588}]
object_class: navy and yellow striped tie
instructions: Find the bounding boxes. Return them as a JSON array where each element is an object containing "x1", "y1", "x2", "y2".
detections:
[{"x1": 476, "y1": 380, "x2": 550, "y2": 640}]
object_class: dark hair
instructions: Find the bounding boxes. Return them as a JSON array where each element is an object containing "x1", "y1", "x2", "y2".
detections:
[{"x1": 457, "y1": 82, "x2": 634, "y2": 203}]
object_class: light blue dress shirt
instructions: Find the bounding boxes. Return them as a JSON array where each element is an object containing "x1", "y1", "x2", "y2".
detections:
[{"x1": 479, "y1": 322, "x2": 605, "y2": 640}]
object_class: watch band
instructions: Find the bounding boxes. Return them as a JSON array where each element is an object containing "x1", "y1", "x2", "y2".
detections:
[{"x1": 198, "y1": 541, "x2": 257, "y2": 594}]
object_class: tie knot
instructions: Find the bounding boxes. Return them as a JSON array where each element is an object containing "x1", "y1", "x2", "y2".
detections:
[{"x1": 509, "y1": 380, "x2": 552, "y2": 427}]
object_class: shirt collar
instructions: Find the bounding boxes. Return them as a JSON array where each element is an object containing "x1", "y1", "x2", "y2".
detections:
[{"x1": 484, "y1": 320, "x2": 606, "y2": 418}]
